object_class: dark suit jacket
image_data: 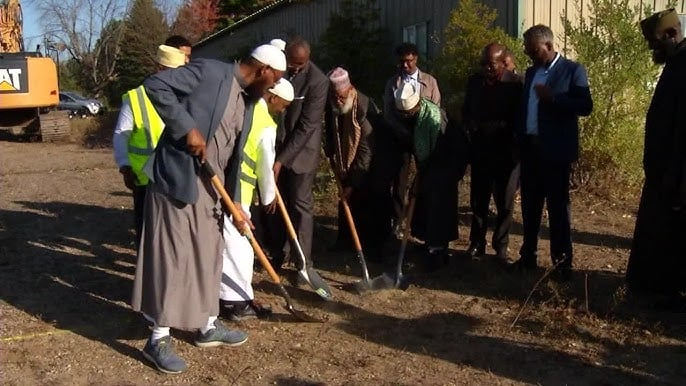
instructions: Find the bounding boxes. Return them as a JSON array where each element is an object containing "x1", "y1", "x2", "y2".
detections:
[
  {"x1": 462, "y1": 70, "x2": 523, "y2": 162},
  {"x1": 276, "y1": 61, "x2": 329, "y2": 174},
  {"x1": 324, "y1": 91, "x2": 379, "y2": 188},
  {"x1": 143, "y1": 59, "x2": 239, "y2": 204},
  {"x1": 519, "y1": 55, "x2": 593, "y2": 163}
]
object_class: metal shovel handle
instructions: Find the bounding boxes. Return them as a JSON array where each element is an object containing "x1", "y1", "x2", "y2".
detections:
[
  {"x1": 394, "y1": 173, "x2": 421, "y2": 286},
  {"x1": 274, "y1": 187, "x2": 333, "y2": 300}
]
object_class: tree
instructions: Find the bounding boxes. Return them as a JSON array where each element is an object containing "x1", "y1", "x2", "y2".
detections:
[
  {"x1": 216, "y1": 0, "x2": 270, "y2": 29},
  {"x1": 435, "y1": 0, "x2": 524, "y2": 119},
  {"x1": 36, "y1": 0, "x2": 129, "y2": 97},
  {"x1": 562, "y1": 0, "x2": 660, "y2": 193},
  {"x1": 316, "y1": 0, "x2": 391, "y2": 100},
  {"x1": 112, "y1": 0, "x2": 169, "y2": 103},
  {"x1": 57, "y1": 58, "x2": 84, "y2": 94},
  {"x1": 171, "y1": 0, "x2": 221, "y2": 43}
]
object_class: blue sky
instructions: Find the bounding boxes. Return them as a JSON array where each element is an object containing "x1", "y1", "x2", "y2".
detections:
[
  {"x1": 22, "y1": 1, "x2": 41, "y2": 51},
  {"x1": 21, "y1": 0, "x2": 184, "y2": 53}
]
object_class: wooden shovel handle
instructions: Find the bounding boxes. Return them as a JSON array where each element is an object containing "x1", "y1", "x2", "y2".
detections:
[
  {"x1": 202, "y1": 163, "x2": 282, "y2": 284},
  {"x1": 274, "y1": 188, "x2": 299, "y2": 241},
  {"x1": 333, "y1": 174, "x2": 363, "y2": 252}
]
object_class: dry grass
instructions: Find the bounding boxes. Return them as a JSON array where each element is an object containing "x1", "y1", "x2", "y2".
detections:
[{"x1": 69, "y1": 110, "x2": 119, "y2": 148}]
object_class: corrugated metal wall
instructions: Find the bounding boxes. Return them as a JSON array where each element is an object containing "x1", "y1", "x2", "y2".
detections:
[
  {"x1": 193, "y1": 0, "x2": 518, "y2": 60},
  {"x1": 521, "y1": 0, "x2": 686, "y2": 52},
  {"x1": 375, "y1": 0, "x2": 517, "y2": 57},
  {"x1": 195, "y1": 0, "x2": 683, "y2": 61}
]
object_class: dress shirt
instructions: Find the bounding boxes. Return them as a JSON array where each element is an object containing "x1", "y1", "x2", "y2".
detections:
[{"x1": 526, "y1": 52, "x2": 561, "y2": 135}]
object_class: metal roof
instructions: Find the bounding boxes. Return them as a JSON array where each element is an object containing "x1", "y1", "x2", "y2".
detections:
[{"x1": 194, "y1": 0, "x2": 293, "y2": 48}]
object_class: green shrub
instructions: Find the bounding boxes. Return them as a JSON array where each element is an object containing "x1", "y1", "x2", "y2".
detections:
[
  {"x1": 435, "y1": 0, "x2": 525, "y2": 119},
  {"x1": 315, "y1": 0, "x2": 392, "y2": 101},
  {"x1": 562, "y1": 0, "x2": 660, "y2": 195}
]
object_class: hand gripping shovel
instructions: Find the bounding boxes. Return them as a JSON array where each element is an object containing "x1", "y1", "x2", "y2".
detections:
[
  {"x1": 274, "y1": 187, "x2": 333, "y2": 300},
  {"x1": 331, "y1": 177, "x2": 374, "y2": 293},
  {"x1": 202, "y1": 162, "x2": 323, "y2": 323}
]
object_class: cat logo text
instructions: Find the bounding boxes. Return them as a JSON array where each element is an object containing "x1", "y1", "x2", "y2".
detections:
[{"x1": 0, "y1": 68, "x2": 22, "y2": 91}]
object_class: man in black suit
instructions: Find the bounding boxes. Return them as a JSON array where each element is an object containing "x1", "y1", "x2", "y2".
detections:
[
  {"x1": 269, "y1": 37, "x2": 330, "y2": 277},
  {"x1": 463, "y1": 43, "x2": 522, "y2": 262},
  {"x1": 512, "y1": 25, "x2": 593, "y2": 280}
]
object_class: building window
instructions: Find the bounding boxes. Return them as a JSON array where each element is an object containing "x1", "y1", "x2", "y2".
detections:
[{"x1": 403, "y1": 22, "x2": 428, "y2": 57}]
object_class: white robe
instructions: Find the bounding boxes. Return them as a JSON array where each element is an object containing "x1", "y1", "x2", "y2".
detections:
[{"x1": 220, "y1": 116, "x2": 276, "y2": 301}]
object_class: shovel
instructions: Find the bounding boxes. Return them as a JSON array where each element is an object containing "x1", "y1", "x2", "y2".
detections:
[
  {"x1": 365, "y1": 177, "x2": 418, "y2": 291},
  {"x1": 331, "y1": 176, "x2": 374, "y2": 293},
  {"x1": 274, "y1": 187, "x2": 333, "y2": 300},
  {"x1": 202, "y1": 162, "x2": 323, "y2": 323}
]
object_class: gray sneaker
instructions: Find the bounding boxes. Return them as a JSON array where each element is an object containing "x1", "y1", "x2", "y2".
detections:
[
  {"x1": 142, "y1": 335, "x2": 187, "y2": 374},
  {"x1": 194, "y1": 320, "x2": 248, "y2": 348}
]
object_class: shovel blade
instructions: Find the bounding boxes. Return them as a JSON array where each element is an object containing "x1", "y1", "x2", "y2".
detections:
[
  {"x1": 285, "y1": 303, "x2": 326, "y2": 323},
  {"x1": 355, "y1": 272, "x2": 397, "y2": 293},
  {"x1": 299, "y1": 268, "x2": 334, "y2": 301},
  {"x1": 275, "y1": 283, "x2": 326, "y2": 323},
  {"x1": 354, "y1": 272, "x2": 411, "y2": 293}
]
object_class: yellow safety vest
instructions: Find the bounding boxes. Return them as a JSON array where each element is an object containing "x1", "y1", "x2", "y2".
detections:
[
  {"x1": 123, "y1": 86, "x2": 164, "y2": 186},
  {"x1": 235, "y1": 99, "x2": 276, "y2": 207}
]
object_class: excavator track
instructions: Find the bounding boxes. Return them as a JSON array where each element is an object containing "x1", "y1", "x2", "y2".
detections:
[{"x1": 38, "y1": 110, "x2": 71, "y2": 142}]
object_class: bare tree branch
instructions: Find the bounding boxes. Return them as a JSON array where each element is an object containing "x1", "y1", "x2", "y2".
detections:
[{"x1": 34, "y1": 0, "x2": 129, "y2": 96}]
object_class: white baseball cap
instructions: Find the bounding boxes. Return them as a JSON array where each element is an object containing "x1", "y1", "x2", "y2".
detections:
[
  {"x1": 268, "y1": 78, "x2": 294, "y2": 102},
  {"x1": 250, "y1": 44, "x2": 287, "y2": 71}
]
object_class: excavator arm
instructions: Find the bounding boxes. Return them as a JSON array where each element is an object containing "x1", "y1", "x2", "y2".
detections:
[{"x1": 0, "y1": 0, "x2": 24, "y2": 53}]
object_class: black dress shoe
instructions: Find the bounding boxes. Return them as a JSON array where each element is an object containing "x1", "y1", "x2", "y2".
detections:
[
  {"x1": 551, "y1": 265, "x2": 573, "y2": 282},
  {"x1": 508, "y1": 257, "x2": 538, "y2": 273},
  {"x1": 466, "y1": 244, "x2": 485, "y2": 258},
  {"x1": 219, "y1": 300, "x2": 272, "y2": 321},
  {"x1": 494, "y1": 249, "x2": 509, "y2": 263},
  {"x1": 424, "y1": 249, "x2": 449, "y2": 272}
]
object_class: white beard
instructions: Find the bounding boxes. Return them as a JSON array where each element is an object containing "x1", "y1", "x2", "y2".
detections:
[{"x1": 333, "y1": 92, "x2": 355, "y2": 115}]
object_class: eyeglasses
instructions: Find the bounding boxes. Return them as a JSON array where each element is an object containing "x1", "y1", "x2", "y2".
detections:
[{"x1": 398, "y1": 55, "x2": 417, "y2": 67}]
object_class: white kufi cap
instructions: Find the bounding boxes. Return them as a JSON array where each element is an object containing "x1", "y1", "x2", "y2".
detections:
[
  {"x1": 270, "y1": 38, "x2": 287, "y2": 51},
  {"x1": 268, "y1": 78, "x2": 294, "y2": 102},
  {"x1": 251, "y1": 44, "x2": 287, "y2": 71},
  {"x1": 394, "y1": 82, "x2": 420, "y2": 111}
]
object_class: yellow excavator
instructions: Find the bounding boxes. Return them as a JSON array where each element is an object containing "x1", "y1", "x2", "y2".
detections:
[{"x1": 0, "y1": 0, "x2": 69, "y2": 141}]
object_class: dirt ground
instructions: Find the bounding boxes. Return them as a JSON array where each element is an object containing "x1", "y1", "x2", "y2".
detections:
[{"x1": 1, "y1": 135, "x2": 685, "y2": 385}]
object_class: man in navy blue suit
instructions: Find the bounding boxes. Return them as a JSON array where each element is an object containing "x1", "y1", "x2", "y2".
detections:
[{"x1": 511, "y1": 24, "x2": 593, "y2": 280}]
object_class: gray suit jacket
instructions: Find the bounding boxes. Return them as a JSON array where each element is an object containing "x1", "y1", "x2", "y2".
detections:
[
  {"x1": 276, "y1": 61, "x2": 329, "y2": 174},
  {"x1": 143, "y1": 59, "x2": 239, "y2": 204}
]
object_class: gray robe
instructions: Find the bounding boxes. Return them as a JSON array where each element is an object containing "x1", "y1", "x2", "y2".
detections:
[{"x1": 131, "y1": 60, "x2": 246, "y2": 329}]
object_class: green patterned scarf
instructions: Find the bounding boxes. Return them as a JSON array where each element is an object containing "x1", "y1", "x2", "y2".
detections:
[{"x1": 413, "y1": 98, "x2": 443, "y2": 163}]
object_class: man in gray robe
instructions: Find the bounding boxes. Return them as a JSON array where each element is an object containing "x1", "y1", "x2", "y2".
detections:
[{"x1": 131, "y1": 44, "x2": 286, "y2": 374}]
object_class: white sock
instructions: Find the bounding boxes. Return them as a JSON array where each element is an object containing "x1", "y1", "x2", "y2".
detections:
[
  {"x1": 151, "y1": 326, "x2": 170, "y2": 342},
  {"x1": 199, "y1": 316, "x2": 217, "y2": 335}
]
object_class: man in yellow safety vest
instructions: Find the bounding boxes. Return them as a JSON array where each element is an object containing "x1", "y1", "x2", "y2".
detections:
[
  {"x1": 219, "y1": 78, "x2": 294, "y2": 321},
  {"x1": 112, "y1": 44, "x2": 187, "y2": 246}
]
